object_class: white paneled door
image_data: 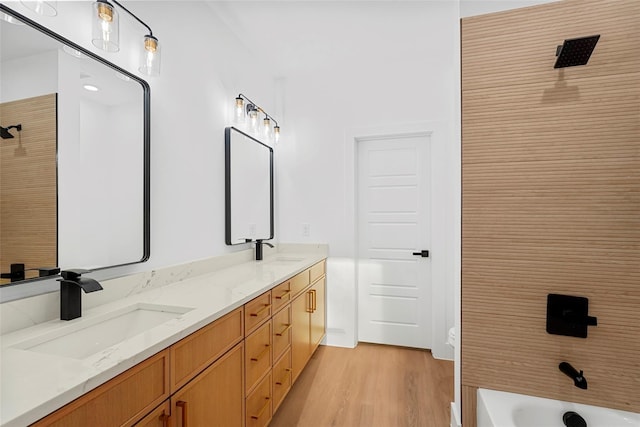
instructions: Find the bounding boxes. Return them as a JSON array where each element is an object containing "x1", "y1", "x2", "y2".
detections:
[{"x1": 357, "y1": 134, "x2": 431, "y2": 349}]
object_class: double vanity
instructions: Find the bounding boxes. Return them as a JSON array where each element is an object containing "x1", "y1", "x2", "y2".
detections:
[{"x1": 0, "y1": 247, "x2": 327, "y2": 426}]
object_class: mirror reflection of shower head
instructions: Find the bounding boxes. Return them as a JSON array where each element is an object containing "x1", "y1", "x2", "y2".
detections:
[
  {"x1": 1, "y1": 124, "x2": 22, "y2": 139},
  {"x1": 554, "y1": 35, "x2": 600, "y2": 68}
]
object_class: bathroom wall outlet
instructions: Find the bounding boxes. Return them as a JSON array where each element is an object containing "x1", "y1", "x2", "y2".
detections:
[{"x1": 302, "y1": 223, "x2": 310, "y2": 237}]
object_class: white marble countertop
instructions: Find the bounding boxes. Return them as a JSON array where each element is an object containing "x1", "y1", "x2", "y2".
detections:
[{"x1": 0, "y1": 248, "x2": 327, "y2": 427}]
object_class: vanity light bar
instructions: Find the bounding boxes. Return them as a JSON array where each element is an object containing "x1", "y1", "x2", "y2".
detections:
[
  {"x1": 235, "y1": 94, "x2": 281, "y2": 143},
  {"x1": 92, "y1": 0, "x2": 161, "y2": 76}
]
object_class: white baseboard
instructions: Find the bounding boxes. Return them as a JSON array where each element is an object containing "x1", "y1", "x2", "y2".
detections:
[
  {"x1": 324, "y1": 327, "x2": 357, "y2": 348},
  {"x1": 451, "y1": 402, "x2": 462, "y2": 427},
  {"x1": 432, "y1": 342, "x2": 454, "y2": 361}
]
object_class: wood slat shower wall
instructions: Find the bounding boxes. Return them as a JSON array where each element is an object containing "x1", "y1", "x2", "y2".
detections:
[
  {"x1": 0, "y1": 94, "x2": 57, "y2": 283},
  {"x1": 461, "y1": 1, "x2": 640, "y2": 426}
]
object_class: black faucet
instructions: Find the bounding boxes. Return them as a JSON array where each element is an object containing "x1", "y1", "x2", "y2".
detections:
[
  {"x1": 1, "y1": 263, "x2": 26, "y2": 282},
  {"x1": 255, "y1": 239, "x2": 274, "y2": 261},
  {"x1": 58, "y1": 269, "x2": 103, "y2": 320},
  {"x1": 559, "y1": 362, "x2": 587, "y2": 389}
]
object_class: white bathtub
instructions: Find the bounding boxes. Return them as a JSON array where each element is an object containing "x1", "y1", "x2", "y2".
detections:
[{"x1": 477, "y1": 388, "x2": 640, "y2": 427}]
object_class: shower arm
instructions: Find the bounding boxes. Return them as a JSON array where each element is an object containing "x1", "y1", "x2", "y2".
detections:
[{"x1": 0, "y1": 124, "x2": 22, "y2": 139}]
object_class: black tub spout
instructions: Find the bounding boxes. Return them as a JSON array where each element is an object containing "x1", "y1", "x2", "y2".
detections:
[{"x1": 559, "y1": 362, "x2": 587, "y2": 389}]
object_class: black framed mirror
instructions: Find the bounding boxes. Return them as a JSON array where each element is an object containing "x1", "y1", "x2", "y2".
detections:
[
  {"x1": 0, "y1": 5, "x2": 150, "y2": 289},
  {"x1": 225, "y1": 126, "x2": 273, "y2": 245}
]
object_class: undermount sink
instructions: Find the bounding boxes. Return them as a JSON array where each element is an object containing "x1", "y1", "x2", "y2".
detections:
[{"x1": 13, "y1": 303, "x2": 193, "y2": 359}]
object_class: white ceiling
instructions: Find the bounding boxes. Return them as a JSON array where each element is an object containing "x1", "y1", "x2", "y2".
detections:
[{"x1": 206, "y1": 1, "x2": 455, "y2": 79}]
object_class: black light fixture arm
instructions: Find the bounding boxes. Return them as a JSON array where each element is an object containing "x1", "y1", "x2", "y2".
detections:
[
  {"x1": 109, "y1": 0, "x2": 154, "y2": 37},
  {"x1": 237, "y1": 93, "x2": 279, "y2": 127}
]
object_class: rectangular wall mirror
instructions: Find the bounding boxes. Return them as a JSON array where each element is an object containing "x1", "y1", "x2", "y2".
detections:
[
  {"x1": 225, "y1": 126, "x2": 273, "y2": 245},
  {"x1": 0, "y1": 5, "x2": 150, "y2": 289}
]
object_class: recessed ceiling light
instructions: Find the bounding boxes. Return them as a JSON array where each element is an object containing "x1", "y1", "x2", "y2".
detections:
[{"x1": 83, "y1": 84, "x2": 99, "y2": 92}]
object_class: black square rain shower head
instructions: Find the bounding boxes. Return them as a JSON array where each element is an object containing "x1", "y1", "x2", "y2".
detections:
[{"x1": 554, "y1": 35, "x2": 600, "y2": 69}]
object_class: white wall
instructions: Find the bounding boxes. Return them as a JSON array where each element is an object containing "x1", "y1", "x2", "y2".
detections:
[{"x1": 270, "y1": 1, "x2": 459, "y2": 359}]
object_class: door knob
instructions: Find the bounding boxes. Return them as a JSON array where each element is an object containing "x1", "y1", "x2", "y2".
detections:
[{"x1": 412, "y1": 250, "x2": 429, "y2": 257}]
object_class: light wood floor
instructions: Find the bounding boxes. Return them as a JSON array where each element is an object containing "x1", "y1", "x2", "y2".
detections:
[{"x1": 270, "y1": 343, "x2": 454, "y2": 427}]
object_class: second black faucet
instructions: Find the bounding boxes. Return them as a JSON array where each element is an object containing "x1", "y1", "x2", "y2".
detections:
[{"x1": 255, "y1": 239, "x2": 274, "y2": 261}]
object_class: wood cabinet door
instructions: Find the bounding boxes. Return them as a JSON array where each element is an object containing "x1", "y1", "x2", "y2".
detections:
[
  {"x1": 310, "y1": 276, "x2": 326, "y2": 349},
  {"x1": 291, "y1": 289, "x2": 312, "y2": 383},
  {"x1": 171, "y1": 343, "x2": 244, "y2": 427}
]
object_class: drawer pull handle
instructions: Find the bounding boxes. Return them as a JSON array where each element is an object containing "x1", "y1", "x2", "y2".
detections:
[
  {"x1": 251, "y1": 344, "x2": 270, "y2": 362},
  {"x1": 275, "y1": 324, "x2": 292, "y2": 336},
  {"x1": 250, "y1": 303, "x2": 271, "y2": 317},
  {"x1": 275, "y1": 289, "x2": 291, "y2": 299},
  {"x1": 275, "y1": 370, "x2": 291, "y2": 385},
  {"x1": 177, "y1": 401, "x2": 188, "y2": 427},
  {"x1": 306, "y1": 291, "x2": 313, "y2": 313},
  {"x1": 311, "y1": 289, "x2": 317, "y2": 312},
  {"x1": 251, "y1": 397, "x2": 271, "y2": 420}
]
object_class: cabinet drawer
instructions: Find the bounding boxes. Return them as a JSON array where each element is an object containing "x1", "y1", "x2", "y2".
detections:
[
  {"x1": 272, "y1": 305, "x2": 291, "y2": 362},
  {"x1": 290, "y1": 269, "x2": 310, "y2": 297},
  {"x1": 246, "y1": 371, "x2": 272, "y2": 427},
  {"x1": 245, "y1": 291, "x2": 272, "y2": 335},
  {"x1": 272, "y1": 280, "x2": 291, "y2": 313},
  {"x1": 310, "y1": 260, "x2": 326, "y2": 283},
  {"x1": 32, "y1": 350, "x2": 170, "y2": 427},
  {"x1": 171, "y1": 307, "x2": 243, "y2": 391},
  {"x1": 245, "y1": 320, "x2": 272, "y2": 393},
  {"x1": 272, "y1": 348, "x2": 292, "y2": 414},
  {"x1": 133, "y1": 400, "x2": 169, "y2": 427}
]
